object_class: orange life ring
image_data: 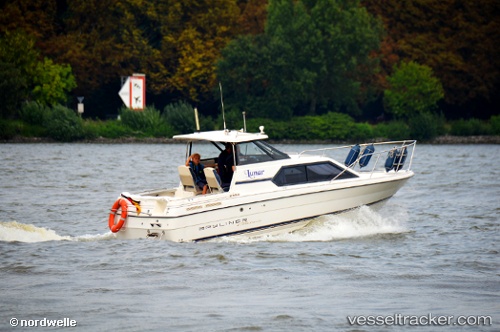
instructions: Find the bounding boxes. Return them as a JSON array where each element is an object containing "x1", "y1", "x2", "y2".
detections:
[{"x1": 108, "y1": 198, "x2": 129, "y2": 233}]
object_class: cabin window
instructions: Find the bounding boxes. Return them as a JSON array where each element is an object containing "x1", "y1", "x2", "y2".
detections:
[
  {"x1": 273, "y1": 165, "x2": 307, "y2": 185},
  {"x1": 272, "y1": 162, "x2": 357, "y2": 186}
]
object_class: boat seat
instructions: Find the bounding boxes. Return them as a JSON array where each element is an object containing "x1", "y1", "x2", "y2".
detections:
[
  {"x1": 204, "y1": 167, "x2": 224, "y2": 193},
  {"x1": 178, "y1": 165, "x2": 202, "y2": 194}
]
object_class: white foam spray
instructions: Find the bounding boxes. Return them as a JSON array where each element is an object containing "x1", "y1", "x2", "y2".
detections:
[
  {"x1": 0, "y1": 221, "x2": 114, "y2": 243},
  {"x1": 216, "y1": 205, "x2": 409, "y2": 243}
]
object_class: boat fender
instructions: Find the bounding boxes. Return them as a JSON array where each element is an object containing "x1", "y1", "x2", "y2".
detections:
[
  {"x1": 359, "y1": 144, "x2": 375, "y2": 168},
  {"x1": 108, "y1": 198, "x2": 129, "y2": 233},
  {"x1": 393, "y1": 147, "x2": 407, "y2": 171},
  {"x1": 344, "y1": 144, "x2": 360, "y2": 167},
  {"x1": 385, "y1": 148, "x2": 396, "y2": 172}
]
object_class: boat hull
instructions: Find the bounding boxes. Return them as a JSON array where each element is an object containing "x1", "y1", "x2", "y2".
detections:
[{"x1": 113, "y1": 171, "x2": 413, "y2": 242}]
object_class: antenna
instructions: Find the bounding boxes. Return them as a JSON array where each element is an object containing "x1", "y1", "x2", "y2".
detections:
[{"x1": 219, "y1": 82, "x2": 227, "y2": 131}]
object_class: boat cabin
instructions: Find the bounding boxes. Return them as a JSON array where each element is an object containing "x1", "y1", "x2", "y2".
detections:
[
  {"x1": 173, "y1": 129, "x2": 291, "y2": 194},
  {"x1": 172, "y1": 129, "x2": 359, "y2": 196}
]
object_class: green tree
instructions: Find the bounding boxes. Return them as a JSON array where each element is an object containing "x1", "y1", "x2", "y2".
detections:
[
  {"x1": 218, "y1": 0, "x2": 383, "y2": 119},
  {"x1": 363, "y1": 0, "x2": 500, "y2": 119},
  {"x1": 40, "y1": 0, "x2": 243, "y2": 113},
  {"x1": 32, "y1": 58, "x2": 77, "y2": 106},
  {"x1": 384, "y1": 61, "x2": 444, "y2": 119},
  {"x1": 0, "y1": 30, "x2": 76, "y2": 116},
  {"x1": 161, "y1": 0, "x2": 242, "y2": 103},
  {"x1": 0, "y1": 30, "x2": 37, "y2": 117},
  {"x1": 266, "y1": 0, "x2": 383, "y2": 116},
  {"x1": 0, "y1": 62, "x2": 27, "y2": 118},
  {"x1": 44, "y1": 0, "x2": 128, "y2": 94},
  {"x1": 218, "y1": 34, "x2": 297, "y2": 120}
]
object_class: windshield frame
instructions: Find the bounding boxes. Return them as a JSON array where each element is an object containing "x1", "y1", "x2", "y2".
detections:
[{"x1": 236, "y1": 140, "x2": 290, "y2": 165}]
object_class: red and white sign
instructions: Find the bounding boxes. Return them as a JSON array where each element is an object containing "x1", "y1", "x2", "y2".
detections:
[{"x1": 119, "y1": 74, "x2": 146, "y2": 110}]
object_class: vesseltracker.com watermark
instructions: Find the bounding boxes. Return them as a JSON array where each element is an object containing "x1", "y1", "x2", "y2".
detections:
[
  {"x1": 347, "y1": 313, "x2": 492, "y2": 327},
  {"x1": 10, "y1": 317, "x2": 77, "y2": 328}
]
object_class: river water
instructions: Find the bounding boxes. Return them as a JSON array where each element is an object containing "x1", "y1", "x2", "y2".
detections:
[{"x1": 0, "y1": 143, "x2": 498, "y2": 331}]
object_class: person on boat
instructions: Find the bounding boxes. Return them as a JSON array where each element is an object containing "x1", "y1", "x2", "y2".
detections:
[
  {"x1": 186, "y1": 153, "x2": 208, "y2": 194},
  {"x1": 218, "y1": 142, "x2": 235, "y2": 189}
]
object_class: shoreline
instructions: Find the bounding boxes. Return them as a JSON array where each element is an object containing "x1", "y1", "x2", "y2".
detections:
[{"x1": 2, "y1": 135, "x2": 500, "y2": 144}]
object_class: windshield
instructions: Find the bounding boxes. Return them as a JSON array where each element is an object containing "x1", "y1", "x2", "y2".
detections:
[{"x1": 237, "y1": 141, "x2": 290, "y2": 165}]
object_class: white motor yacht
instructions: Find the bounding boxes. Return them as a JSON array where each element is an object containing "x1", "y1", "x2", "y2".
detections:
[{"x1": 108, "y1": 127, "x2": 416, "y2": 242}]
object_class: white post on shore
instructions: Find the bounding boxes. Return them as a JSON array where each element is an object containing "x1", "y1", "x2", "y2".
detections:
[
  {"x1": 77, "y1": 96, "x2": 84, "y2": 118},
  {"x1": 194, "y1": 107, "x2": 200, "y2": 131}
]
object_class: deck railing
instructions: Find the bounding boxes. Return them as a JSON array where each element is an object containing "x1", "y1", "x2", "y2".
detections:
[{"x1": 297, "y1": 140, "x2": 417, "y2": 176}]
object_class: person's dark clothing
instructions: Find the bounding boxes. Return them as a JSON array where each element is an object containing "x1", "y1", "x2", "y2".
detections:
[
  {"x1": 218, "y1": 148, "x2": 234, "y2": 185},
  {"x1": 188, "y1": 161, "x2": 207, "y2": 189}
]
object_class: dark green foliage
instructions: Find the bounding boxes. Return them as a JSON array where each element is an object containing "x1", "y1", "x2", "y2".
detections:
[
  {"x1": 0, "y1": 31, "x2": 76, "y2": 118},
  {"x1": 0, "y1": 62, "x2": 27, "y2": 118},
  {"x1": 0, "y1": 117, "x2": 46, "y2": 138},
  {"x1": 44, "y1": 105, "x2": 85, "y2": 142},
  {"x1": 214, "y1": 109, "x2": 247, "y2": 131},
  {"x1": 18, "y1": 122, "x2": 47, "y2": 137},
  {"x1": 450, "y1": 118, "x2": 492, "y2": 136},
  {"x1": 162, "y1": 101, "x2": 196, "y2": 134},
  {"x1": 320, "y1": 113, "x2": 358, "y2": 141},
  {"x1": 352, "y1": 122, "x2": 374, "y2": 141},
  {"x1": 82, "y1": 120, "x2": 134, "y2": 139},
  {"x1": 120, "y1": 106, "x2": 174, "y2": 137},
  {"x1": 245, "y1": 117, "x2": 287, "y2": 139},
  {"x1": 408, "y1": 112, "x2": 445, "y2": 141},
  {"x1": 0, "y1": 31, "x2": 36, "y2": 118},
  {"x1": 373, "y1": 121, "x2": 410, "y2": 140},
  {"x1": 217, "y1": 0, "x2": 383, "y2": 119},
  {"x1": 0, "y1": 119, "x2": 17, "y2": 139},
  {"x1": 217, "y1": 35, "x2": 296, "y2": 121},
  {"x1": 79, "y1": 120, "x2": 98, "y2": 140},
  {"x1": 19, "y1": 101, "x2": 49, "y2": 125},
  {"x1": 384, "y1": 61, "x2": 444, "y2": 119},
  {"x1": 247, "y1": 112, "x2": 360, "y2": 141},
  {"x1": 1, "y1": 0, "x2": 498, "y2": 123},
  {"x1": 490, "y1": 115, "x2": 500, "y2": 135}
]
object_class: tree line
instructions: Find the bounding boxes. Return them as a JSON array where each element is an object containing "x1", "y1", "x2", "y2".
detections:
[{"x1": 1, "y1": 0, "x2": 498, "y2": 127}]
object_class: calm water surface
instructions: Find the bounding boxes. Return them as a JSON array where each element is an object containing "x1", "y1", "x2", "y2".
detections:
[{"x1": 0, "y1": 143, "x2": 498, "y2": 331}]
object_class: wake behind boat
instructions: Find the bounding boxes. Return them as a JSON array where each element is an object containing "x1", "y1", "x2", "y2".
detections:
[{"x1": 107, "y1": 126, "x2": 416, "y2": 242}]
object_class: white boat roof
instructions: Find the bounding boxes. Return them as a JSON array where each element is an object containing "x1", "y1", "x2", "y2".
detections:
[{"x1": 173, "y1": 129, "x2": 268, "y2": 143}]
